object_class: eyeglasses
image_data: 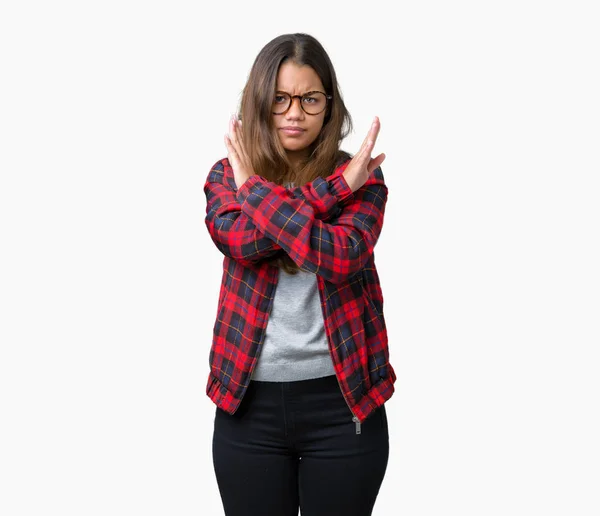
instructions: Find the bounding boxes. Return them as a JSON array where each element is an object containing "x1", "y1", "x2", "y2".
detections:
[{"x1": 272, "y1": 90, "x2": 333, "y2": 115}]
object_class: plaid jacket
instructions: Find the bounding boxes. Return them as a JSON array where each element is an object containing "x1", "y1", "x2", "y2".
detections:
[{"x1": 203, "y1": 156, "x2": 396, "y2": 424}]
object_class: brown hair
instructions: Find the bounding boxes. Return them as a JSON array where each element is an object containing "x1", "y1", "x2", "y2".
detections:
[{"x1": 234, "y1": 33, "x2": 354, "y2": 274}]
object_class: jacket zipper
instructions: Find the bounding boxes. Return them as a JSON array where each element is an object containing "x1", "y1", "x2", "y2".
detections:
[
  {"x1": 317, "y1": 276, "x2": 362, "y2": 435},
  {"x1": 332, "y1": 365, "x2": 362, "y2": 434}
]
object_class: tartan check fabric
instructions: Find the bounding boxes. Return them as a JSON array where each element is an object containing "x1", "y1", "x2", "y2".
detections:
[{"x1": 203, "y1": 156, "x2": 396, "y2": 423}]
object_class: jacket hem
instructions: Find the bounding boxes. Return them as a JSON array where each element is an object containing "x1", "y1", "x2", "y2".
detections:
[
  {"x1": 351, "y1": 375, "x2": 396, "y2": 423},
  {"x1": 206, "y1": 371, "x2": 243, "y2": 415},
  {"x1": 206, "y1": 369, "x2": 396, "y2": 423}
]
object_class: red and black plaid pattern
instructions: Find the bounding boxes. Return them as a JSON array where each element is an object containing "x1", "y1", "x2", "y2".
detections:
[{"x1": 204, "y1": 157, "x2": 396, "y2": 423}]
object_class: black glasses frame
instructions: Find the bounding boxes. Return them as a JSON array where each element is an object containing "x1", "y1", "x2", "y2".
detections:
[{"x1": 272, "y1": 90, "x2": 333, "y2": 115}]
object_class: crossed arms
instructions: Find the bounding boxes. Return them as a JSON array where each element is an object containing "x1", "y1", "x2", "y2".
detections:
[{"x1": 204, "y1": 158, "x2": 388, "y2": 284}]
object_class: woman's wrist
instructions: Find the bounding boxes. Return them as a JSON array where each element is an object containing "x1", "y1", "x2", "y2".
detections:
[{"x1": 342, "y1": 171, "x2": 358, "y2": 193}]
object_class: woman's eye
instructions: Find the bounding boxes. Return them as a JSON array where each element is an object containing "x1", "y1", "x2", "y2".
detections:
[
  {"x1": 274, "y1": 96, "x2": 286, "y2": 103},
  {"x1": 303, "y1": 97, "x2": 316, "y2": 103}
]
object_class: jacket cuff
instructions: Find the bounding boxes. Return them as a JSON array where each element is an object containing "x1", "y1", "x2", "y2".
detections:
[
  {"x1": 236, "y1": 174, "x2": 266, "y2": 204},
  {"x1": 327, "y1": 171, "x2": 354, "y2": 205},
  {"x1": 236, "y1": 171, "x2": 354, "y2": 211}
]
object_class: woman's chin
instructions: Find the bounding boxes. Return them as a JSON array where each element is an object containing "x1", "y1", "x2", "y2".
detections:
[{"x1": 281, "y1": 141, "x2": 310, "y2": 152}]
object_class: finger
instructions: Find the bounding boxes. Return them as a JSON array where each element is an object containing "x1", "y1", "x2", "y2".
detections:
[
  {"x1": 235, "y1": 119, "x2": 251, "y2": 163},
  {"x1": 363, "y1": 118, "x2": 381, "y2": 154},
  {"x1": 228, "y1": 116, "x2": 239, "y2": 146},
  {"x1": 369, "y1": 116, "x2": 381, "y2": 142},
  {"x1": 356, "y1": 138, "x2": 375, "y2": 165},
  {"x1": 232, "y1": 120, "x2": 251, "y2": 168},
  {"x1": 367, "y1": 152, "x2": 386, "y2": 175},
  {"x1": 229, "y1": 117, "x2": 245, "y2": 162},
  {"x1": 228, "y1": 118, "x2": 247, "y2": 164},
  {"x1": 355, "y1": 133, "x2": 373, "y2": 161},
  {"x1": 362, "y1": 117, "x2": 382, "y2": 159},
  {"x1": 356, "y1": 117, "x2": 380, "y2": 159},
  {"x1": 224, "y1": 134, "x2": 240, "y2": 167},
  {"x1": 224, "y1": 134, "x2": 233, "y2": 160},
  {"x1": 362, "y1": 117, "x2": 380, "y2": 145},
  {"x1": 357, "y1": 126, "x2": 371, "y2": 154}
]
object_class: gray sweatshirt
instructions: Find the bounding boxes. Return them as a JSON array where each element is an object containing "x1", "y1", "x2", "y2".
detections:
[{"x1": 250, "y1": 267, "x2": 336, "y2": 382}]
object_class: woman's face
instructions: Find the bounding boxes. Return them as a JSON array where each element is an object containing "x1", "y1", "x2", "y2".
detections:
[{"x1": 272, "y1": 61, "x2": 327, "y2": 166}]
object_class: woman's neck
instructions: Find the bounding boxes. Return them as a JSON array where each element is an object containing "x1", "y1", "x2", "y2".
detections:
[{"x1": 286, "y1": 148, "x2": 311, "y2": 170}]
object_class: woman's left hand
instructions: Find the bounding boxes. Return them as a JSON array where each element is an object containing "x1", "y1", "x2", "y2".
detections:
[{"x1": 224, "y1": 114, "x2": 255, "y2": 190}]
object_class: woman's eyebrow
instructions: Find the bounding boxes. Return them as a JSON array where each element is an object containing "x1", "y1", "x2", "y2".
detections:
[{"x1": 276, "y1": 88, "x2": 320, "y2": 94}]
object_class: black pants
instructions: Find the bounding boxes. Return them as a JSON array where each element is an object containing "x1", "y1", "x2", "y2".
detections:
[{"x1": 212, "y1": 373, "x2": 389, "y2": 516}]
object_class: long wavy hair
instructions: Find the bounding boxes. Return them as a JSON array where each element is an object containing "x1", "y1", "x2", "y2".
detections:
[{"x1": 234, "y1": 33, "x2": 354, "y2": 274}]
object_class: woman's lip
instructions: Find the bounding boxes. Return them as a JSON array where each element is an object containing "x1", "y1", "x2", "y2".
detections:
[{"x1": 280, "y1": 127, "x2": 305, "y2": 134}]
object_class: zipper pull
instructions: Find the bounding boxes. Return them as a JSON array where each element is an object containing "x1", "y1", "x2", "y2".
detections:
[{"x1": 353, "y1": 415, "x2": 361, "y2": 435}]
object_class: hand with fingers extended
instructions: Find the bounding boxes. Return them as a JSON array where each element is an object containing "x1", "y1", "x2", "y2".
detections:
[
  {"x1": 224, "y1": 113, "x2": 255, "y2": 190},
  {"x1": 343, "y1": 116, "x2": 386, "y2": 193}
]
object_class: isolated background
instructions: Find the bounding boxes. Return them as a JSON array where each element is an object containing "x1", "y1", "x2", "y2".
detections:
[{"x1": 1, "y1": 1, "x2": 599, "y2": 515}]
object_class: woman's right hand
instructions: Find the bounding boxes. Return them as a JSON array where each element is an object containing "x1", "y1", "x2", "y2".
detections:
[{"x1": 342, "y1": 116, "x2": 386, "y2": 193}]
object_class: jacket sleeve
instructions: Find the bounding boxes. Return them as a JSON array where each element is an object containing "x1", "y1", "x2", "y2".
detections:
[
  {"x1": 204, "y1": 159, "x2": 356, "y2": 266},
  {"x1": 204, "y1": 160, "x2": 283, "y2": 266},
  {"x1": 287, "y1": 170, "x2": 355, "y2": 220},
  {"x1": 235, "y1": 166, "x2": 388, "y2": 284}
]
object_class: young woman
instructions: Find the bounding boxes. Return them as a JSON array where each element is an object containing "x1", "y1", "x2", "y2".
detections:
[{"x1": 204, "y1": 33, "x2": 396, "y2": 516}]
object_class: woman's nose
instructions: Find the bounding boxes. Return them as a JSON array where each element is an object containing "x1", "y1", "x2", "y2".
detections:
[{"x1": 287, "y1": 97, "x2": 304, "y2": 117}]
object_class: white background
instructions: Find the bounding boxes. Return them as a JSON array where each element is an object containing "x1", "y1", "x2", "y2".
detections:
[{"x1": 1, "y1": 1, "x2": 599, "y2": 514}]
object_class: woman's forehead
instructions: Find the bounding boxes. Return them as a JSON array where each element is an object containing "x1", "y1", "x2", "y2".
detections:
[{"x1": 276, "y1": 62, "x2": 323, "y2": 93}]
